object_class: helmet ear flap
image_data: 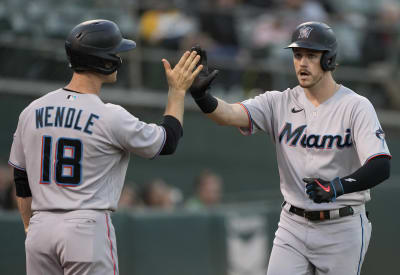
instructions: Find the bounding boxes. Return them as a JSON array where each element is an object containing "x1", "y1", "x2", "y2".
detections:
[{"x1": 321, "y1": 50, "x2": 336, "y2": 71}]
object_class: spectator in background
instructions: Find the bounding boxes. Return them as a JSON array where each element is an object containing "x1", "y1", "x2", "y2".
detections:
[
  {"x1": 139, "y1": 2, "x2": 198, "y2": 50},
  {"x1": 360, "y1": 1, "x2": 400, "y2": 67},
  {"x1": 185, "y1": 170, "x2": 223, "y2": 210},
  {"x1": 248, "y1": 0, "x2": 329, "y2": 60},
  {"x1": 141, "y1": 178, "x2": 182, "y2": 209},
  {"x1": 182, "y1": 0, "x2": 244, "y2": 93},
  {"x1": 281, "y1": 0, "x2": 329, "y2": 27},
  {"x1": 118, "y1": 182, "x2": 142, "y2": 209},
  {"x1": 2, "y1": 183, "x2": 17, "y2": 210}
]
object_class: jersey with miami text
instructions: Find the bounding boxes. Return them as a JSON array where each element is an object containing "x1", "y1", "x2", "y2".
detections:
[
  {"x1": 240, "y1": 85, "x2": 391, "y2": 210},
  {"x1": 9, "y1": 89, "x2": 165, "y2": 211}
]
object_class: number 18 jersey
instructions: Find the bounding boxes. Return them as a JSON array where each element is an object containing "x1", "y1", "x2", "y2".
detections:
[{"x1": 9, "y1": 89, "x2": 166, "y2": 211}]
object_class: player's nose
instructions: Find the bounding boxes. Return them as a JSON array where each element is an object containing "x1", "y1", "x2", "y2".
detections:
[{"x1": 299, "y1": 56, "x2": 308, "y2": 66}]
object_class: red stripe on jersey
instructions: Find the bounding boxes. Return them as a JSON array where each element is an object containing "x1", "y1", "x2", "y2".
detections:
[
  {"x1": 366, "y1": 153, "x2": 392, "y2": 163},
  {"x1": 236, "y1": 102, "x2": 253, "y2": 135}
]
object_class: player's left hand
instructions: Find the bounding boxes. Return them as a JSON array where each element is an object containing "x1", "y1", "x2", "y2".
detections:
[
  {"x1": 162, "y1": 51, "x2": 203, "y2": 95},
  {"x1": 303, "y1": 177, "x2": 344, "y2": 203}
]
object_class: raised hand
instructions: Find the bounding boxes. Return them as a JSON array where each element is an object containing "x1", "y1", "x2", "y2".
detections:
[
  {"x1": 189, "y1": 45, "x2": 219, "y2": 99},
  {"x1": 162, "y1": 51, "x2": 203, "y2": 96}
]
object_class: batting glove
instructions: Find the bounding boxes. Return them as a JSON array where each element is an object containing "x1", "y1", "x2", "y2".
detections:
[
  {"x1": 303, "y1": 177, "x2": 344, "y2": 203},
  {"x1": 188, "y1": 45, "x2": 219, "y2": 100}
]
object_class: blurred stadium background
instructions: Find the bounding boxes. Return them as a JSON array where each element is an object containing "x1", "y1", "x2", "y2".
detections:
[{"x1": 0, "y1": 0, "x2": 399, "y2": 274}]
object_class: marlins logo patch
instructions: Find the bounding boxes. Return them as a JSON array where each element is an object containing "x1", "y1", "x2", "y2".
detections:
[
  {"x1": 298, "y1": 26, "x2": 313, "y2": 39},
  {"x1": 375, "y1": 128, "x2": 385, "y2": 140}
]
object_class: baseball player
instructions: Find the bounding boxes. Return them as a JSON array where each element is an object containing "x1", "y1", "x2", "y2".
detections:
[
  {"x1": 189, "y1": 22, "x2": 391, "y2": 275},
  {"x1": 8, "y1": 19, "x2": 202, "y2": 275}
]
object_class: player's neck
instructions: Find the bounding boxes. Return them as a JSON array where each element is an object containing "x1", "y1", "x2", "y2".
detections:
[
  {"x1": 304, "y1": 74, "x2": 339, "y2": 107},
  {"x1": 65, "y1": 72, "x2": 103, "y2": 95}
]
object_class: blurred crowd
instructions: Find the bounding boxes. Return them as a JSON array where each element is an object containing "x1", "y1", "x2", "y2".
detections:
[
  {"x1": 0, "y1": 162, "x2": 224, "y2": 212},
  {"x1": 138, "y1": 0, "x2": 400, "y2": 67},
  {"x1": 0, "y1": 164, "x2": 17, "y2": 210},
  {"x1": 2, "y1": 0, "x2": 399, "y2": 67},
  {"x1": 118, "y1": 169, "x2": 224, "y2": 211},
  {"x1": 1, "y1": 0, "x2": 400, "y2": 108}
]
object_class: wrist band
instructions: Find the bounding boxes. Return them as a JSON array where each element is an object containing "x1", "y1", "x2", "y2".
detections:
[{"x1": 194, "y1": 93, "x2": 218, "y2": 113}]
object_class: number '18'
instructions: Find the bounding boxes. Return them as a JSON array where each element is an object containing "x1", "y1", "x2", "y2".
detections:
[{"x1": 40, "y1": 136, "x2": 83, "y2": 186}]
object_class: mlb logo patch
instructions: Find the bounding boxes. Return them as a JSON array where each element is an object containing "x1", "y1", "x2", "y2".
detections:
[
  {"x1": 67, "y1": 95, "x2": 76, "y2": 101},
  {"x1": 298, "y1": 26, "x2": 313, "y2": 39}
]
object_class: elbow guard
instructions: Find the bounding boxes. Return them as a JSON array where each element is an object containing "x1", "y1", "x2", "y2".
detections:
[
  {"x1": 14, "y1": 168, "x2": 32, "y2": 197},
  {"x1": 160, "y1": 115, "x2": 183, "y2": 155}
]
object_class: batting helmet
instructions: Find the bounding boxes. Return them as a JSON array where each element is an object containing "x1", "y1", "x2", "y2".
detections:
[
  {"x1": 65, "y1": 19, "x2": 136, "y2": 75},
  {"x1": 285, "y1": 21, "x2": 337, "y2": 71}
]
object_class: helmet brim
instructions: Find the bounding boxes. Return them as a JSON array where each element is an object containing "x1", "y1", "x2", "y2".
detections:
[
  {"x1": 285, "y1": 41, "x2": 330, "y2": 51},
  {"x1": 115, "y1": 38, "x2": 136, "y2": 53}
]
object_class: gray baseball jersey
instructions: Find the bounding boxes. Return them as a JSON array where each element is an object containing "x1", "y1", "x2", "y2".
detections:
[
  {"x1": 9, "y1": 88, "x2": 166, "y2": 211},
  {"x1": 239, "y1": 85, "x2": 391, "y2": 210}
]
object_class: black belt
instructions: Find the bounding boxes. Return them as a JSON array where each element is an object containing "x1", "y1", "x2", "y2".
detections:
[{"x1": 283, "y1": 201, "x2": 354, "y2": 221}]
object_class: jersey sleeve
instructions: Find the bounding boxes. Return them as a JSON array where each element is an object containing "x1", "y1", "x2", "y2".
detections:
[
  {"x1": 109, "y1": 105, "x2": 166, "y2": 159},
  {"x1": 9, "y1": 113, "x2": 26, "y2": 171},
  {"x1": 351, "y1": 97, "x2": 391, "y2": 164},
  {"x1": 238, "y1": 91, "x2": 278, "y2": 136}
]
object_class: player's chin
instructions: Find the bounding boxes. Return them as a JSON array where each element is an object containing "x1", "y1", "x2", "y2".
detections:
[{"x1": 298, "y1": 78, "x2": 312, "y2": 88}]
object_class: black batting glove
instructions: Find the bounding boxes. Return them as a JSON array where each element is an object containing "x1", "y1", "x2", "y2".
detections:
[
  {"x1": 303, "y1": 177, "x2": 344, "y2": 203},
  {"x1": 189, "y1": 45, "x2": 219, "y2": 100}
]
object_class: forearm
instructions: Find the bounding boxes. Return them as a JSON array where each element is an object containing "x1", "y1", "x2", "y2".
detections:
[
  {"x1": 164, "y1": 89, "x2": 186, "y2": 126},
  {"x1": 206, "y1": 99, "x2": 249, "y2": 127},
  {"x1": 16, "y1": 196, "x2": 32, "y2": 234},
  {"x1": 304, "y1": 156, "x2": 391, "y2": 203}
]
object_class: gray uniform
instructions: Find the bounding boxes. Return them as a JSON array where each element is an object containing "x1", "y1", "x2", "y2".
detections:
[
  {"x1": 239, "y1": 85, "x2": 391, "y2": 275},
  {"x1": 9, "y1": 88, "x2": 166, "y2": 275}
]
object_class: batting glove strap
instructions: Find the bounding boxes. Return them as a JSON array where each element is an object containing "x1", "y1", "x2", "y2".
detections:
[
  {"x1": 330, "y1": 177, "x2": 344, "y2": 200},
  {"x1": 193, "y1": 92, "x2": 219, "y2": 113}
]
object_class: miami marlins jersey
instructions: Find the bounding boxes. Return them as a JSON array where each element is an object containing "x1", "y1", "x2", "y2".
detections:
[
  {"x1": 240, "y1": 85, "x2": 391, "y2": 210},
  {"x1": 9, "y1": 88, "x2": 166, "y2": 211}
]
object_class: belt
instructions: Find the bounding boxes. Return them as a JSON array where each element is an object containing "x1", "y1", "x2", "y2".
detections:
[{"x1": 283, "y1": 201, "x2": 354, "y2": 221}]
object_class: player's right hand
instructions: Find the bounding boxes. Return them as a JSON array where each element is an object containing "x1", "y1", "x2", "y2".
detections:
[
  {"x1": 162, "y1": 51, "x2": 203, "y2": 95},
  {"x1": 188, "y1": 45, "x2": 219, "y2": 99}
]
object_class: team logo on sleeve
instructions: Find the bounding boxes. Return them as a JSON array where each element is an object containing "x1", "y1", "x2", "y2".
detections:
[{"x1": 375, "y1": 128, "x2": 385, "y2": 140}]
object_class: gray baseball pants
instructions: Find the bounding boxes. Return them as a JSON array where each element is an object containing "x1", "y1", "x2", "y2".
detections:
[
  {"x1": 267, "y1": 203, "x2": 371, "y2": 275},
  {"x1": 25, "y1": 210, "x2": 118, "y2": 275}
]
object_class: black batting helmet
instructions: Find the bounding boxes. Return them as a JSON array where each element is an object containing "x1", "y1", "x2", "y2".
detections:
[
  {"x1": 285, "y1": 21, "x2": 337, "y2": 71},
  {"x1": 65, "y1": 19, "x2": 136, "y2": 75}
]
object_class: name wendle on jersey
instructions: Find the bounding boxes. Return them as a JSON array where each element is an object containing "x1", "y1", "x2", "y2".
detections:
[
  {"x1": 278, "y1": 122, "x2": 352, "y2": 149},
  {"x1": 35, "y1": 106, "x2": 99, "y2": 135}
]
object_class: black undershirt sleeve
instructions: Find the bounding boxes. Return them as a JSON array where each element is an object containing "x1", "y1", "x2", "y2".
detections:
[
  {"x1": 14, "y1": 168, "x2": 32, "y2": 198},
  {"x1": 340, "y1": 156, "x2": 391, "y2": 194},
  {"x1": 159, "y1": 115, "x2": 183, "y2": 155}
]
